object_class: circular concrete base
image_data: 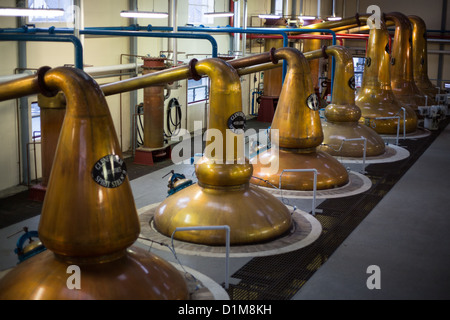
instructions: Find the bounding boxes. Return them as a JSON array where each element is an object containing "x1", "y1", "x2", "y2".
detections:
[
  {"x1": 253, "y1": 171, "x2": 372, "y2": 199},
  {"x1": 178, "y1": 263, "x2": 230, "y2": 300},
  {"x1": 380, "y1": 127, "x2": 431, "y2": 141},
  {"x1": 335, "y1": 144, "x2": 410, "y2": 164},
  {"x1": 138, "y1": 204, "x2": 322, "y2": 258}
]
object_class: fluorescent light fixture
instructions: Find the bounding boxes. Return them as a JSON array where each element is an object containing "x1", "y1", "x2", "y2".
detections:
[
  {"x1": 298, "y1": 15, "x2": 316, "y2": 20},
  {"x1": 327, "y1": 16, "x2": 342, "y2": 21},
  {"x1": 259, "y1": 14, "x2": 282, "y2": 19},
  {"x1": 0, "y1": 7, "x2": 64, "y2": 17},
  {"x1": 204, "y1": 12, "x2": 234, "y2": 17},
  {"x1": 120, "y1": 10, "x2": 168, "y2": 19}
]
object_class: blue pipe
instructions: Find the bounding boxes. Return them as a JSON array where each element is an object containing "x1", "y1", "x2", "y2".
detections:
[
  {"x1": 0, "y1": 26, "x2": 218, "y2": 58},
  {"x1": 80, "y1": 30, "x2": 218, "y2": 58},
  {"x1": 0, "y1": 33, "x2": 84, "y2": 69}
]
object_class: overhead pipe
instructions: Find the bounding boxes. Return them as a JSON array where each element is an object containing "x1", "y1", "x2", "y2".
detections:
[
  {"x1": 0, "y1": 27, "x2": 218, "y2": 58},
  {"x1": 176, "y1": 26, "x2": 338, "y2": 95},
  {"x1": 246, "y1": 33, "x2": 345, "y2": 45},
  {"x1": 0, "y1": 33, "x2": 84, "y2": 69},
  {"x1": 233, "y1": 0, "x2": 241, "y2": 55},
  {"x1": 168, "y1": 0, "x2": 178, "y2": 66},
  {"x1": 242, "y1": 0, "x2": 248, "y2": 55},
  {"x1": 0, "y1": 66, "x2": 190, "y2": 299}
]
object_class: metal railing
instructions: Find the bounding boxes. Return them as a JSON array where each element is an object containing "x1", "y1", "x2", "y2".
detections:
[
  {"x1": 279, "y1": 169, "x2": 318, "y2": 216},
  {"x1": 171, "y1": 225, "x2": 231, "y2": 289}
]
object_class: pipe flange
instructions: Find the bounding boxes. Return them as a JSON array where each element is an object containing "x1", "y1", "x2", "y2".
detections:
[
  {"x1": 269, "y1": 47, "x2": 279, "y2": 65},
  {"x1": 188, "y1": 59, "x2": 202, "y2": 81},
  {"x1": 37, "y1": 66, "x2": 59, "y2": 97},
  {"x1": 355, "y1": 13, "x2": 361, "y2": 26}
]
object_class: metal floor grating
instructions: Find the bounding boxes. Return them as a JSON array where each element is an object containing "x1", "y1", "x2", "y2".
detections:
[{"x1": 226, "y1": 118, "x2": 450, "y2": 300}]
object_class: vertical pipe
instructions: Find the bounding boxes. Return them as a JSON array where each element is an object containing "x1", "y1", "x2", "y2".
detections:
[
  {"x1": 17, "y1": 0, "x2": 28, "y2": 185},
  {"x1": 437, "y1": 0, "x2": 448, "y2": 88},
  {"x1": 242, "y1": 0, "x2": 247, "y2": 55},
  {"x1": 317, "y1": 0, "x2": 321, "y2": 19},
  {"x1": 129, "y1": 0, "x2": 138, "y2": 153},
  {"x1": 233, "y1": 0, "x2": 241, "y2": 55},
  {"x1": 73, "y1": 0, "x2": 84, "y2": 46},
  {"x1": 169, "y1": 0, "x2": 178, "y2": 66},
  {"x1": 271, "y1": 0, "x2": 276, "y2": 14}
]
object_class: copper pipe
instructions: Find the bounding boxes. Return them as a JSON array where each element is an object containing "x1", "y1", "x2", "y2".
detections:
[
  {"x1": 0, "y1": 73, "x2": 41, "y2": 101},
  {"x1": 101, "y1": 63, "x2": 191, "y2": 96},
  {"x1": 409, "y1": 15, "x2": 440, "y2": 103},
  {"x1": 300, "y1": 14, "x2": 370, "y2": 31},
  {"x1": 385, "y1": 12, "x2": 427, "y2": 110}
]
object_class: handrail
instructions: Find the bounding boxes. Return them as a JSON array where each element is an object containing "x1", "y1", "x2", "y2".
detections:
[
  {"x1": 279, "y1": 169, "x2": 318, "y2": 216},
  {"x1": 171, "y1": 225, "x2": 230, "y2": 289}
]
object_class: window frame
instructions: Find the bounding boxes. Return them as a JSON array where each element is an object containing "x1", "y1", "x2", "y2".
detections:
[
  {"x1": 27, "y1": 0, "x2": 74, "y2": 24},
  {"x1": 187, "y1": 0, "x2": 215, "y2": 25},
  {"x1": 187, "y1": 77, "x2": 209, "y2": 104}
]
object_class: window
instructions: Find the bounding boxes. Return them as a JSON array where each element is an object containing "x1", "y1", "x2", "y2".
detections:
[
  {"x1": 188, "y1": 0, "x2": 214, "y2": 25},
  {"x1": 353, "y1": 57, "x2": 365, "y2": 89},
  {"x1": 28, "y1": 0, "x2": 74, "y2": 24},
  {"x1": 187, "y1": 77, "x2": 209, "y2": 104},
  {"x1": 274, "y1": 0, "x2": 283, "y2": 16},
  {"x1": 31, "y1": 101, "x2": 41, "y2": 139}
]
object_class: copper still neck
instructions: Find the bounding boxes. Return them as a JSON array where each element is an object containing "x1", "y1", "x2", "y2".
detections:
[
  {"x1": 231, "y1": 48, "x2": 349, "y2": 190},
  {"x1": 0, "y1": 67, "x2": 189, "y2": 300},
  {"x1": 385, "y1": 12, "x2": 427, "y2": 109},
  {"x1": 356, "y1": 21, "x2": 418, "y2": 134},
  {"x1": 409, "y1": 15, "x2": 440, "y2": 103},
  {"x1": 151, "y1": 57, "x2": 292, "y2": 245},
  {"x1": 271, "y1": 47, "x2": 324, "y2": 149}
]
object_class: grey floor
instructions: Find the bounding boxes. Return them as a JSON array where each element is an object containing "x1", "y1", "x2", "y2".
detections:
[
  {"x1": 293, "y1": 122, "x2": 450, "y2": 300},
  {"x1": 1, "y1": 121, "x2": 449, "y2": 300}
]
